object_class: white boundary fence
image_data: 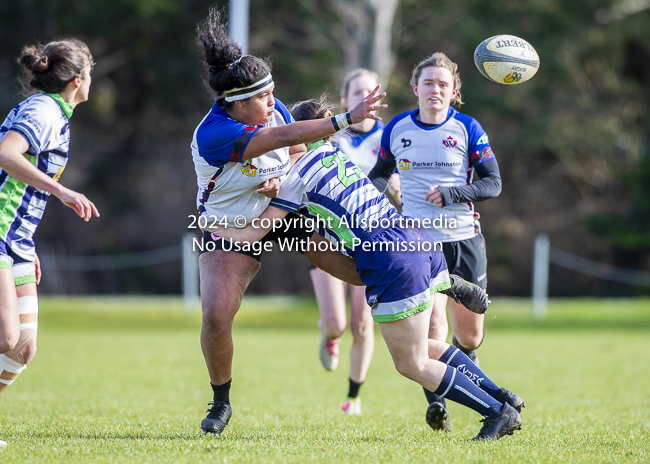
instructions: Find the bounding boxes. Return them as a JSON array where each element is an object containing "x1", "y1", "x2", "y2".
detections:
[
  {"x1": 39, "y1": 233, "x2": 201, "y2": 310},
  {"x1": 532, "y1": 234, "x2": 550, "y2": 320},
  {"x1": 532, "y1": 233, "x2": 650, "y2": 319}
]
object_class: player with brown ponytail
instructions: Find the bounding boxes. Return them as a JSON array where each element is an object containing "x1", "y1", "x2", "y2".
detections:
[{"x1": 0, "y1": 39, "x2": 99, "y2": 447}]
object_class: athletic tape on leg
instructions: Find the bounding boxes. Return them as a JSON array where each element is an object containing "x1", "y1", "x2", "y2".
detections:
[
  {"x1": 0, "y1": 296, "x2": 38, "y2": 384},
  {"x1": 18, "y1": 295, "x2": 38, "y2": 331},
  {"x1": 0, "y1": 354, "x2": 26, "y2": 385}
]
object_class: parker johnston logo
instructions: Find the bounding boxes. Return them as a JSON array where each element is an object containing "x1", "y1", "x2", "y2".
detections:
[
  {"x1": 399, "y1": 158, "x2": 460, "y2": 170},
  {"x1": 241, "y1": 163, "x2": 257, "y2": 176}
]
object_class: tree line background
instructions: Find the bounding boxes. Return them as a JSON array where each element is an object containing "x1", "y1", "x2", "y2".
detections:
[{"x1": 0, "y1": 0, "x2": 648, "y2": 297}]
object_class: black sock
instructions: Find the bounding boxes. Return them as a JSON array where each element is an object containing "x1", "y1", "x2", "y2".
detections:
[
  {"x1": 211, "y1": 379, "x2": 232, "y2": 404},
  {"x1": 423, "y1": 388, "x2": 443, "y2": 405},
  {"x1": 452, "y1": 330, "x2": 485, "y2": 354},
  {"x1": 347, "y1": 378, "x2": 363, "y2": 399}
]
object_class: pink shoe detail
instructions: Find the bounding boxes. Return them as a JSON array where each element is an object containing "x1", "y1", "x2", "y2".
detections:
[{"x1": 326, "y1": 338, "x2": 340, "y2": 356}]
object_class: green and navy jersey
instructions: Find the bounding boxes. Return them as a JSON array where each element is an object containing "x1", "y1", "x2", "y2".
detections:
[
  {"x1": 0, "y1": 93, "x2": 72, "y2": 261},
  {"x1": 270, "y1": 141, "x2": 399, "y2": 256}
]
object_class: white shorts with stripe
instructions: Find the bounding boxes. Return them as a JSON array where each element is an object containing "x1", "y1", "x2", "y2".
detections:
[{"x1": 0, "y1": 254, "x2": 36, "y2": 286}]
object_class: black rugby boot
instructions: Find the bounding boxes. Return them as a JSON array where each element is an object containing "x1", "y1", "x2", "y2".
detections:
[
  {"x1": 201, "y1": 401, "x2": 232, "y2": 435},
  {"x1": 426, "y1": 399, "x2": 452, "y2": 432},
  {"x1": 441, "y1": 274, "x2": 490, "y2": 314},
  {"x1": 496, "y1": 387, "x2": 526, "y2": 413},
  {"x1": 472, "y1": 403, "x2": 522, "y2": 441}
]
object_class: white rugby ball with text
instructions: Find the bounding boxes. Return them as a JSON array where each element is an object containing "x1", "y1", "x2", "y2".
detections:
[{"x1": 474, "y1": 35, "x2": 540, "y2": 85}]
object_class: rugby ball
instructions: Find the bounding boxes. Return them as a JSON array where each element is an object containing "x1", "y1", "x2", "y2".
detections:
[{"x1": 474, "y1": 35, "x2": 540, "y2": 85}]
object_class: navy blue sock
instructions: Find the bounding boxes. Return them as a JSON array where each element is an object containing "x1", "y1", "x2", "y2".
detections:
[
  {"x1": 434, "y1": 365, "x2": 502, "y2": 416},
  {"x1": 423, "y1": 388, "x2": 443, "y2": 405},
  {"x1": 439, "y1": 346, "x2": 500, "y2": 399}
]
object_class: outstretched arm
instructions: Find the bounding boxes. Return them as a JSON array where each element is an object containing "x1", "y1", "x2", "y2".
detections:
[
  {"x1": 0, "y1": 131, "x2": 99, "y2": 221},
  {"x1": 242, "y1": 85, "x2": 387, "y2": 160},
  {"x1": 202, "y1": 205, "x2": 290, "y2": 243}
]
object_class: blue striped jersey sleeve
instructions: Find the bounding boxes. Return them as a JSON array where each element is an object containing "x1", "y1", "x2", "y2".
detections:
[
  {"x1": 453, "y1": 112, "x2": 495, "y2": 166},
  {"x1": 196, "y1": 117, "x2": 258, "y2": 168},
  {"x1": 10, "y1": 104, "x2": 54, "y2": 154}
]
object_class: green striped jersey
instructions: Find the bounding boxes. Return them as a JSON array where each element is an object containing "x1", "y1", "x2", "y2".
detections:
[
  {"x1": 270, "y1": 141, "x2": 399, "y2": 256},
  {"x1": 0, "y1": 93, "x2": 71, "y2": 261}
]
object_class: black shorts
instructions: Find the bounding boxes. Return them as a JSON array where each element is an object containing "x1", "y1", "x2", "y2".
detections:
[
  {"x1": 442, "y1": 233, "x2": 488, "y2": 289},
  {"x1": 199, "y1": 213, "x2": 313, "y2": 263}
]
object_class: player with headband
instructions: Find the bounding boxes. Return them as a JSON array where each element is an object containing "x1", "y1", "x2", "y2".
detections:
[
  {"x1": 192, "y1": 7, "x2": 386, "y2": 436},
  {"x1": 205, "y1": 98, "x2": 525, "y2": 442},
  {"x1": 0, "y1": 39, "x2": 99, "y2": 447}
]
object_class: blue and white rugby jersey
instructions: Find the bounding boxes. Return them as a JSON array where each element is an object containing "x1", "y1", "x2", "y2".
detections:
[
  {"x1": 191, "y1": 98, "x2": 294, "y2": 226},
  {"x1": 333, "y1": 121, "x2": 384, "y2": 175},
  {"x1": 270, "y1": 141, "x2": 399, "y2": 257},
  {"x1": 381, "y1": 107, "x2": 495, "y2": 243},
  {"x1": 0, "y1": 93, "x2": 72, "y2": 262}
]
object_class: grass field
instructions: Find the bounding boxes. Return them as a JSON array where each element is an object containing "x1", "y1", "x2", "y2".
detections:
[{"x1": 1, "y1": 296, "x2": 649, "y2": 463}]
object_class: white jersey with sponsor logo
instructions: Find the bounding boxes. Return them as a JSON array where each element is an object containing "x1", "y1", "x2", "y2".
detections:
[
  {"x1": 0, "y1": 93, "x2": 71, "y2": 261},
  {"x1": 191, "y1": 98, "x2": 293, "y2": 227},
  {"x1": 380, "y1": 107, "x2": 495, "y2": 243},
  {"x1": 333, "y1": 121, "x2": 384, "y2": 175}
]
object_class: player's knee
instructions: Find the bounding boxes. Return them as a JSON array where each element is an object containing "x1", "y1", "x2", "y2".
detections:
[
  {"x1": 203, "y1": 298, "x2": 241, "y2": 332},
  {"x1": 3, "y1": 328, "x2": 35, "y2": 365},
  {"x1": 392, "y1": 358, "x2": 410, "y2": 378},
  {"x1": 456, "y1": 332, "x2": 483, "y2": 350},
  {"x1": 1, "y1": 295, "x2": 38, "y2": 354},
  {"x1": 22, "y1": 343, "x2": 37, "y2": 364},
  {"x1": 350, "y1": 316, "x2": 373, "y2": 340},
  {"x1": 320, "y1": 315, "x2": 346, "y2": 338},
  {"x1": 0, "y1": 337, "x2": 18, "y2": 353},
  {"x1": 0, "y1": 334, "x2": 18, "y2": 355},
  {"x1": 392, "y1": 356, "x2": 423, "y2": 380},
  {"x1": 0, "y1": 352, "x2": 26, "y2": 386},
  {"x1": 0, "y1": 323, "x2": 36, "y2": 387},
  {"x1": 203, "y1": 308, "x2": 234, "y2": 332},
  {"x1": 201, "y1": 291, "x2": 242, "y2": 325}
]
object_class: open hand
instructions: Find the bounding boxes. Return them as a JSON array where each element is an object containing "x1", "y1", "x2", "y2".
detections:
[
  {"x1": 255, "y1": 177, "x2": 281, "y2": 198},
  {"x1": 56, "y1": 187, "x2": 100, "y2": 221},
  {"x1": 425, "y1": 185, "x2": 442, "y2": 207},
  {"x1": 348, "y1": 85, "x2": 388, "y2": 123}
]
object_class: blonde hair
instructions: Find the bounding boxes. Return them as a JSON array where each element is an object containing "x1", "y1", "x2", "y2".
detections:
[
  {"x1": 410, "y1": 52, "x2": 463, "y2": 107},
  {"x1": 340, "y1": 68, "x2": 379, "y2": 110}
]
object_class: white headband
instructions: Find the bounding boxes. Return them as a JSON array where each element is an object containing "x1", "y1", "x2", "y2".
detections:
[{"x1": 224, "y1": 74, "x2": 274, "y2": 102}]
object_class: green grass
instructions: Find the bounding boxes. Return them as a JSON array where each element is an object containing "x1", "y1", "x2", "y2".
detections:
[{"x1": 1, "y1": 297, "x2": 649, "y2": 463}]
